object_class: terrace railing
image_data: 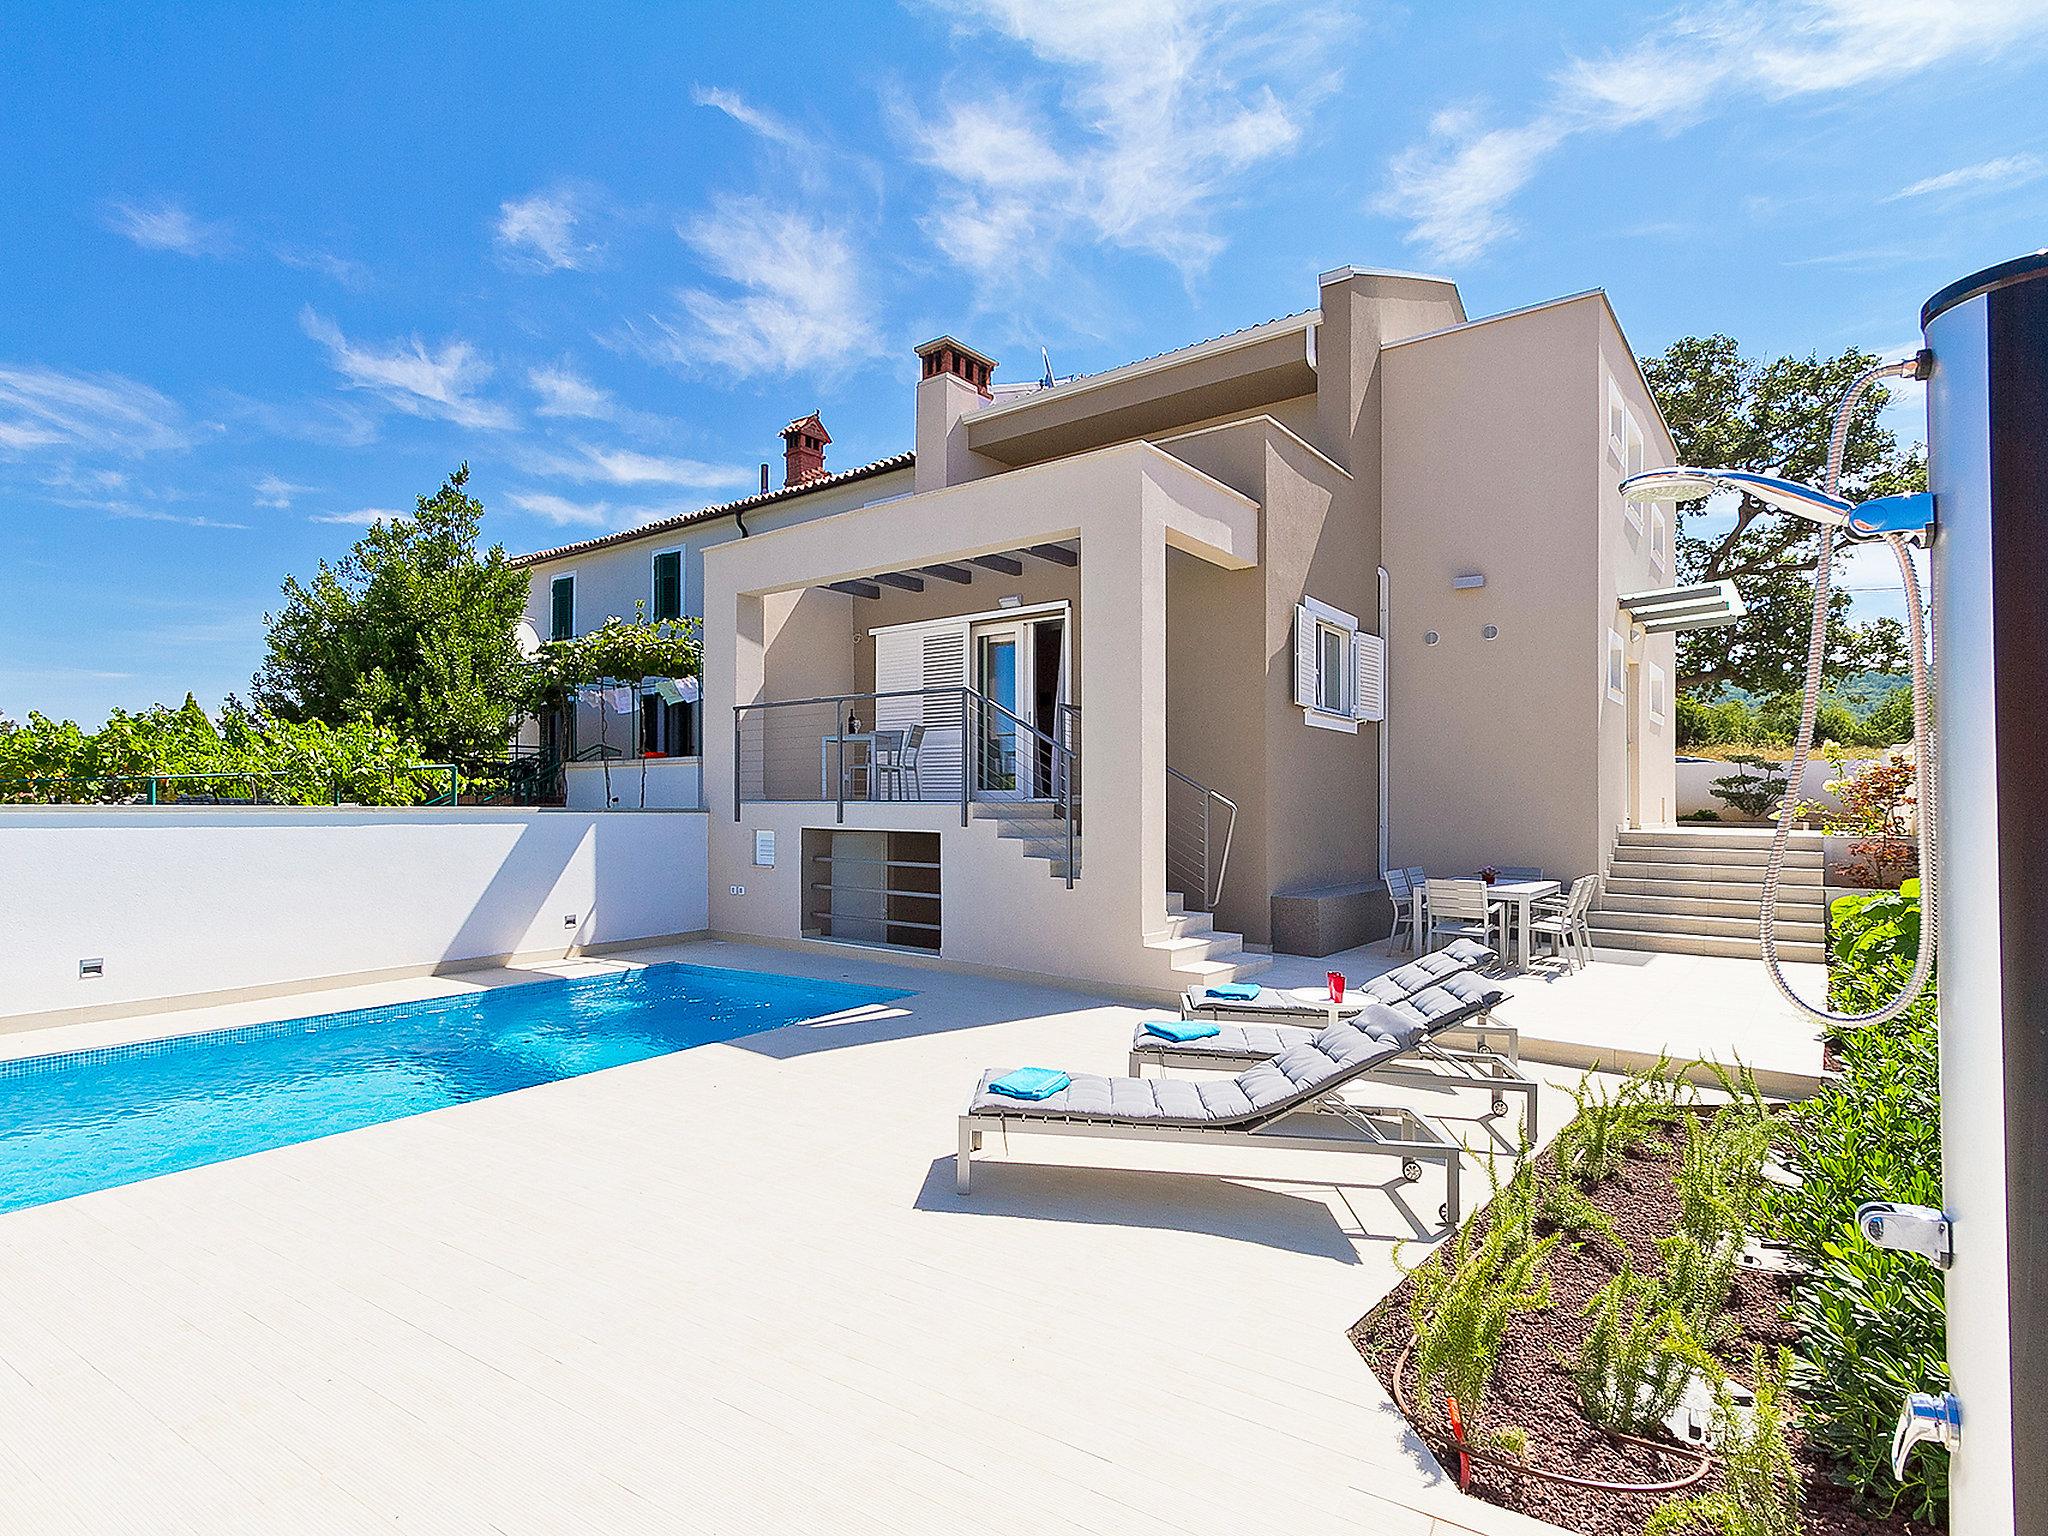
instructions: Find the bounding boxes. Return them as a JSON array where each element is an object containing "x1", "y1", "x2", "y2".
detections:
[
  {"x1": 1166, "y1": 765, "x2": 1236, "y2": 911},
  {"x1": 0, "y1": 765, "x2": 463, "y2": 808},
  {"x1": 734, "y1": 687, "x2": 1081, "y2": 885}
]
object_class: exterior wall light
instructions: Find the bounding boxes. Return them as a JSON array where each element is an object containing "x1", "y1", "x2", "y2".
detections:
[
  {"x1": 1451, "y1": 574, "x2": 1486, "y2": 590},
  {"x1": 1424, "y1": 630, "x2": 1440, "y2": 646},
  {"x1": 1482, "y1": 624, "x2": 1500, "y2": 640}
]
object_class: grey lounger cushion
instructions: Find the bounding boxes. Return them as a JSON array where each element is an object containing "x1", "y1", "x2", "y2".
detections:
[
  {"x1": 977, "y1": 1007, "x2": 1427, "y2": 1129},
  {"x1": 1139, "y1": 974, "x2": 1506, "y2": 1059},
  {"x1": 1183, "y1": 940, "x2": 1497, "y2": 1018}
]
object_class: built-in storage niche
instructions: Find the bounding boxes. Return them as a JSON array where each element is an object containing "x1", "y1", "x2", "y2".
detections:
[{"x1": 802, "y1": 829, "x2": 941, "y2": 952}]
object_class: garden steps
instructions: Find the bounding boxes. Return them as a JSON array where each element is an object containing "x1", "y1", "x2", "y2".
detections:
[{"x1": 1589, "y1": 828, "x2": 1830, "y2": 964}]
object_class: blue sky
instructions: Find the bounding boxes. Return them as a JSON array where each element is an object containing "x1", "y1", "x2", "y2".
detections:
[{"x1": 3, "y1": 1, "x2": 2042, "y2": 724}]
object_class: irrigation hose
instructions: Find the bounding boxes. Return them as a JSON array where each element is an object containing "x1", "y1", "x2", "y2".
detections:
[
  {"x1": 1758, "y1": 358, "x2": 1938, "y2": 1030},
  {"x1": 1389, "y1": 1340, "x2": 1714, "y2": 1496}
]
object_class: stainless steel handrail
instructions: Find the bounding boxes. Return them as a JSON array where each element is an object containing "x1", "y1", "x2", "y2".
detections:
[
  {"x1": 1165, "y1": 765, "x2": 1237, "y2": 910},
  {"x1": 732, "y1": 687, "x2": 1082, "y2": 888}
]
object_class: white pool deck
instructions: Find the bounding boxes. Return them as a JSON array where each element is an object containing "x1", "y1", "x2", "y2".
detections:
[{"x1": 0, "y1": 938, "x2": 1825, "y2": 1536}]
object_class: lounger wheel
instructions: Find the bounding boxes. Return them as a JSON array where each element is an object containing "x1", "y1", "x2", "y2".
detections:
[
  {"x1": 1401, "y1": 1157, "x2": 1423, "y2": 1184},
  {"x1": 1488, "y1": 1095, "x2": 1509, "y2": 1120},
  {"x1": 1439, "y1": 1202, "x2": 1451, "y2": 1223}
]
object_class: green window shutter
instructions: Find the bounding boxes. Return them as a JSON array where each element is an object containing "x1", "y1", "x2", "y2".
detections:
[
  {"x1": 550, "y1": 576, "x2": 575, "y2": 640},
  {"x1": 653, "y1": 552, "x2": 682, "y2": 621}
]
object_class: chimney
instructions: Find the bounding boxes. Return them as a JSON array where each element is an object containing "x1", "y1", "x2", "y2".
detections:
[
  {"x1": 779, "y1": 412, "x2": 830, "y2": 487},
  {"x1": 914, "y1": 336, "x2": 996, "y2": 397}
]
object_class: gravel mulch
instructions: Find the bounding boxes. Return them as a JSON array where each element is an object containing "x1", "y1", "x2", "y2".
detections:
[{"x1": 1348, "y1": 1124, "x2": 1939, "y2": 1536}]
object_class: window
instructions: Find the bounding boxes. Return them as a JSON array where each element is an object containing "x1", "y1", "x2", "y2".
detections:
[
  {"x1": 1294, "y1": 597, "x2": 1383, "y2": 732},
  {"x1": 1607, "y1": 379, "x2": 1626, "y2": 462},
  {"x1": 652, "y1": 551, "x2": 683, "y2": 621},
  {"x1": 640, "y1": 693, "x2": 700, "y2": 756},
  {"x1": 1606, "y1": 628, "x2": 1627, "y2": 703},
  {"x1": 1317, "y1": 623, "x2": 1349, "y2": 714},
  {"x1": 1648, "y1": 663, "x2": 1668, "y2": 727},
  {"x1": 1622, "y1": 408, "x2": 1647, "y2": 531},
  {"x1": 549, "y1": 574, "x2": 575, "y2": 641},
  {"x1": 1650, "y1": 503, "x2": 1671, "y2": 571}
]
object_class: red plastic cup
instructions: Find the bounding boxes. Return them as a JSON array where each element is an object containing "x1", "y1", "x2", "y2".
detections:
[{"x1": 1327, "y1": 971, "x2": 1347, "y2": 1006}]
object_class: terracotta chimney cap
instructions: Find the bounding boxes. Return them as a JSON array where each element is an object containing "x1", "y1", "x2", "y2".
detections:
[
  {"x1": 779, "y1": 411, "x2": 830, "y2": 486},
  {"x1": 914, "y1": 336, "x2": 997, "y2": 396}
]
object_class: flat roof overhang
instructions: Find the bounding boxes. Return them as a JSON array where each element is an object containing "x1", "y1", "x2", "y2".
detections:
[
  {"x1": 964, "y1": 316, "x2": 1317, "y2": 468},
  {"x1": 1619, "y1": 579, "x2": 1748, "y2": 634}
]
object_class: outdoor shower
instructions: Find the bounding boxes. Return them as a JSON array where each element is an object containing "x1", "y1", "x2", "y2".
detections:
[{"x1": 1621, "y1": 251, "x2": 2048, "y2": 1536}]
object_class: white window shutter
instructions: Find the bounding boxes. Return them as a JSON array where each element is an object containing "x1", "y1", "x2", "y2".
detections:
[
  {"x1": 1352, "y1": 631, "x2": 1385, "y2": 722},
  {"x1": 1293, "y1": 603, "x2": 1319, "y2": 709}
]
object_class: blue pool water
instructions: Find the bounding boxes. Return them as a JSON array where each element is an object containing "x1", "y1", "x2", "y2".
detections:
[{"x1": 0, "y1": 963, "x2": 906, "y2": 1215}]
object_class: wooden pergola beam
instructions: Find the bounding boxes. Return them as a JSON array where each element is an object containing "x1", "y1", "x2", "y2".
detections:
[{"x1": 1024, "y1": 543, "x2": 1078, "y2": 567}]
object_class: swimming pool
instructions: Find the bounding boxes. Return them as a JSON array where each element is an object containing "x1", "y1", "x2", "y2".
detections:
[{"x1": 0, "y1": 963, "x2": 907, "y2": 1215}]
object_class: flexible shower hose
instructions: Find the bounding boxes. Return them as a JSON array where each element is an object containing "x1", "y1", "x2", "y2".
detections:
[{"x1": 1758, "y1": 358, "x2": 1937, "y2": 1028}]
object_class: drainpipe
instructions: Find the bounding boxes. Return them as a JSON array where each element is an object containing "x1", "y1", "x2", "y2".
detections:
[{"x1": 1377, "y1": 565, "x2": 1391, "y2": 878}]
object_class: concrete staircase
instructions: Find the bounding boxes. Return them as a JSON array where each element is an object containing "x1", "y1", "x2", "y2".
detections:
[
  {"x1": 1588, "y1": 827, "x2": 1828, "y2": 963},
  {"x1": 1145, "y1": 889, "x2": 1272, "y2": 989},
  {"x1": 970, "y1": 800, "x2": 1270, "y2": 990}
]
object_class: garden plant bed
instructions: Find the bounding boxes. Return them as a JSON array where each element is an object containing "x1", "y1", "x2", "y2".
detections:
[{"x1": 1350, "y1": 1120, "x2": 1939, "y2": 1536}]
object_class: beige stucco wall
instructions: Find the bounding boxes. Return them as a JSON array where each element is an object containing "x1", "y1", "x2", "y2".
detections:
[
  {"x1": 1381, "y1": 293, "x2": 1678, "y2": 884},
  {"x1": 701, "y1": 441, "x2": 1257, "y2": 996}
]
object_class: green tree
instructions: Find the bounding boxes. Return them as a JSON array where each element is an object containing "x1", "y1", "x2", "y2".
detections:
[
  {"x1": 252, "y1": 465, "x2": 531, "y2": 760},
  {"x1": 1641, "y1": 336, "x2": 1924, "y2": 698}
]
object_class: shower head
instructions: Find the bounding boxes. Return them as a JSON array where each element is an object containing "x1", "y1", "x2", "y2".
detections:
[
  {"x1": 1620, "y1": 466, "x2": 1934, "y2": 543},
  {"x1": 1619, "y1": 466, "x2": 1855, "y2": 526}
]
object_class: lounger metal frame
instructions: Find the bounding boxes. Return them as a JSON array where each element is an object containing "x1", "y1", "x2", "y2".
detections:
[
  {"x1": 1128, "y1": 1035, "x2": 1538, "y2": 1141},
  {"x1": 1175, "y1": 994, "x2": 1520, "y2": 1062},
  {"x1": 956, "y1": 1094, "x2": 1463, "y2": 1223}
]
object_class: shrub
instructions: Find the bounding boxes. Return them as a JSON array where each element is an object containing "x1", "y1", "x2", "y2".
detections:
[
  {"x1": 1856, "y1": 686, "x2": 1915, "y2": 747},
  {"x1": 1644, "y1": 1348, "x2": 1802, "y2": 1536},
  {"x1": 1553, "y1": 1063, "x2": 1692, "y2": 1185},
  {"x1": 1408, "y1": 1210, "x2": 1559, "y2": 1419},
  {"x1": 0, "y1": 699, "x2": 446, "y2": 805},
  {"x1": 1772, "y1": 881, "x2": 1946, "y2": 1523},
  {"x1": 1575, "y1": 1264, "x2": 1696, "y2": 1436},
  {"x1": 1820, "y1": 755, "x2": 1919, "y2": 888},
  {"x1": 1709, "y1": 754, "x2": 1788, "y2": 819},
  {"x1": 1675, "y1": 1107, "x2": 1771, "y2": 1248}
]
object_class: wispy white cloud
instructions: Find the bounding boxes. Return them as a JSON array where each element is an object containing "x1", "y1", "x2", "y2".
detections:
[
  {"x1": 299, "y1": 308, "x2": 516, "y2": 431},
  {"x1": 630, "y1": 195, "x2": 883, "y2": 378},
  {"x1": 0, "y1": 364, "x2": 191, "y2": 457},
  {"x1": 518, "y1": 440, "x2": 753, "y2": 491},
  {"x1": 1889, "y1": 151, "x2": 2045, "y2": 201},
  {"x1": 495, "y1": 186, "x2": 602, "y2": 272},
  {"x1": 271, "y1": 243, "x2": 372, "y2": 288},
  {"x1": 102, "y1": 198, "x2": 235, "y2": 257},
  {"x1": 106, "y1": 505, "x2": 250, "y2": 530},
  {"x1": 527, "y1": 364, "x2": 614, "y2": 419},
  {"x1": 504, "y1": 490, "x2": 619, "y2": 527},
  {"x1": 901, "y1": 0, "x2": 1342, "y2": 281},
  {"x1": 253, "y1": 473, "x2": 321, "y2": 509},
  {"x1": 1382, "y1": 0, "x2": 2048, "y2": 264},
  {"x1": 310, "y1": 507, "x2": 399, "y2": 526},
  {"x1": 691, "y1": 84, "x2": 809, "y2": 150},
  {"x1": 219, "y1": 391, "x2": 381, "y2": 449}
]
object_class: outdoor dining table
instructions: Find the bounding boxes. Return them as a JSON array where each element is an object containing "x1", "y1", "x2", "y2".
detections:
[
  {"x1": 818, "y1": 732, "x2": 877, "y2": 798},
  {"x1": 1475, "y1": 877, "x2": 1562, "y2": 969}
]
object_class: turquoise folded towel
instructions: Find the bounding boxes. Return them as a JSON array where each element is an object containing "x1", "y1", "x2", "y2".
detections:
[
  {"x1": 989, "y1": 1067, "x2": 1071, "y2": 1101},
  {"x1": 1205, "y1": 982, "x2": 1262, "y2": 1002},
  {"x1": 1144, "y1": 1019, "x2": 1222, "y2": 1043}
]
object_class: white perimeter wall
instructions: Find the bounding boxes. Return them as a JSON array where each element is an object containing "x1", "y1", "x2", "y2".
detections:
[
  {"x1": 1674, "y1": 757, "x2": 1846, "y2": 820},
  {"x1": 564, "y1": 758, "x2": 702, "y2": 811},
  {"x1": 0, "y1": 807, "x2": 709, "y2": 1025}
]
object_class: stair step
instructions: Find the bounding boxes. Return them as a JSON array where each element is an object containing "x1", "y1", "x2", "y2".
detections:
[
  {"x1": 1607, "y1": 858, "x2": 1821, "y2": 886},
  {"x1": 1590, "y1": 909, "x2": 1823, "y2": 941},
  {"x1": 1618, "y1": 828, "x2": 1824, "y2": 851},
  {"x1": 970, "y1": 799, "x2": 1065, "y2": 820},
  {"x1": 1603, "y1": 873, "x2": 1827, "y2": 903},
  {"x1": 1588, "y1": 925, "x2": 1826, "y2": 963},
  {"x1": 1599, "y1": 891, "x2": 1826, "y2": 920},
  {"x1": 1174, "y1": 953, "x2": 1272, "y2": 983},
  {"x1": 1612, "y1": 842, "x2": 1823, "y2": 869}
]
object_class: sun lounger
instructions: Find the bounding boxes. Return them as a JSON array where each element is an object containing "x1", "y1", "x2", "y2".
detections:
[
  {"x1": 958, "y1": 1006, "x2": 1466, "y2": 1222},
  {"x1": 1128, "y1": 974, "x2": 1536, "y2": 1138}
]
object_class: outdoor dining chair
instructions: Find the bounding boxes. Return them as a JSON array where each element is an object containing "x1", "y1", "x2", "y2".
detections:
[
  {"x1": 873, "y1": 724, "x2": 924, "y2": 800},
  {"x1": 1529, "y1": 874, "x2": 1601, "y2": 970},
  {"x1": 1384, "y1": 868, "x2": 1420, "y2": 951},
  {"x1": 1425, "y1": 878, "x2": 1500, "y2": 954}
]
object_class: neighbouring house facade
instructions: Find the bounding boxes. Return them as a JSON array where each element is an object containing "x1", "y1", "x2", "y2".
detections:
[{"x1": 513, "y1": 266, "x2": 1687, "y2": 1000}]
